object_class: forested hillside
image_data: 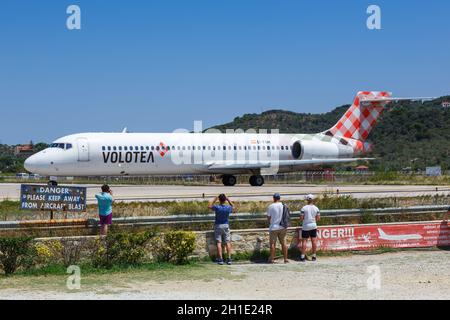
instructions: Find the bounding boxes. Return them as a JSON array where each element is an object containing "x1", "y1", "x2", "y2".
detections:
[
  {"x1": 0, "y1": 143, "x2": 47, "y2": 173},
  {"x1": 1, "y1": 97, "x2": 449, "y2": 174},
  {"x1": 213, "y1": 97, "x2": 450, "y2": 170}
]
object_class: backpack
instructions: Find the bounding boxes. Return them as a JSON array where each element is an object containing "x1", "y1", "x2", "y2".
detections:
[{"x1": 280, "y1": 204, "x2": 291, "y2": 228}]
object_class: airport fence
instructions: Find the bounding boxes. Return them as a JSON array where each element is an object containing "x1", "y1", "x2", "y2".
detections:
[
  {"x1": 3, "y1": 170, "x2": 450, "y2": 185},
  {"x1": 0, "y1": 205, "x2": 447, "y2": 237}
]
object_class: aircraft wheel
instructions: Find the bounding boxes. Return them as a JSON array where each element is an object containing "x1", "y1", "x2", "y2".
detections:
[
  {"x1": 249, "y1": 175, "x2": 264, "y2": 186},
  {"x1": 222, "y1": 175, "x2": 237, "y2": 186}
]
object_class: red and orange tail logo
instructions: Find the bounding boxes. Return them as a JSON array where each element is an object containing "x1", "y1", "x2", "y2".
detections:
[
  {"x1": 326, "y1": 91, "x2": 391, "y2": 142},
  {"x1": 159, "y1": 142, "x2": 168, "y2": 157}
]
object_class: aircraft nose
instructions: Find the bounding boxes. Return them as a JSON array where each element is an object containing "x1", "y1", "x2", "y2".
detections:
[{"x1": 24, "y1": 155, "x2": 38, "y2": 173}]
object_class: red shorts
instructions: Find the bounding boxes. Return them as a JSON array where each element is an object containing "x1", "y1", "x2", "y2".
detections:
[{"x1": 99, "y1": 213, "x2": 112, "y2": 226}]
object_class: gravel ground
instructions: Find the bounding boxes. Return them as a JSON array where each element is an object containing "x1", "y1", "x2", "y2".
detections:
[{"x1": 1, "y1": 250, "x2": 450, "y2": 300}]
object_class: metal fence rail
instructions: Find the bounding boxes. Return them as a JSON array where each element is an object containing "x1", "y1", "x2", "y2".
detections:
[
  {"x1": 0, "y1": 205, "x2": 447, "y2": 230},
  {"x1": 92, "y1": 205, "x2": 448, "y2": 226}
]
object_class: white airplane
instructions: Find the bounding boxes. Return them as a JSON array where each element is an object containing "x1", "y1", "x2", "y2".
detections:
[
  {"x1": 24, "y1": 91, "x2": 430, "y2": 186},
  {"x1": 377, "y1": 228, "x2": 423, "y2": 241}
]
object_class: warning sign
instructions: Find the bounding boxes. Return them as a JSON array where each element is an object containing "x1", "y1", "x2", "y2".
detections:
[
  {"x1": 297, "y1": 221, "x2": 450, "y2": 251},
  {"x1": 20, "y1": 184, "x2": 87, "y2": 212}
]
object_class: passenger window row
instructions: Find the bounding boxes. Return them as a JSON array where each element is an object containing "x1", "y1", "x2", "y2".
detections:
[{"x1": 101, "y1": 145, "x2": 292, "y2": 152}]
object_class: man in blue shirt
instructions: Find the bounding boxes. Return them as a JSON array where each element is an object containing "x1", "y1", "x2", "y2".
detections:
[
  {"x1": 208, "y1": 194, "x2": 234, "y2": 265},
  {"x1": 95, "y1": 184, "x2": 114, "y2": 235}
]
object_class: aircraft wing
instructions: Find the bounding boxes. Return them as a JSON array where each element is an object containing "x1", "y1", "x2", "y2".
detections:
[{"x1": 206, "y1": 158, "x2": 374, "y2": 170}]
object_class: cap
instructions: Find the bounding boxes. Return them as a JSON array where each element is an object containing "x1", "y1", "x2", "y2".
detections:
[
  {"x1": 273, "y1": 193, "x2": 281, "y2": 199},
  {"x1": 305, "y1": 194, "x2": 315, "y2": 201}
]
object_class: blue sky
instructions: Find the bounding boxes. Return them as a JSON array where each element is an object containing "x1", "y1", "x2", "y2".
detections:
[{"x1": 0, "y1": 0, "x2": 449, "y2": 144}]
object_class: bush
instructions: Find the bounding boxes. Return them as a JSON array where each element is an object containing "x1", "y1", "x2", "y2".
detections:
[
  {"x1": 0, "y1": 236, "x2": 34, "y2": 275},
  {"x1": 317, "y1": 194, "x2": 358, "y2": 209},
  {"x1": 360, "y1": 211, "x2": 377, "y2": 224},
  {"x1": 59, "y1": 239, "x2": 86, "y2": 267},
  {"x1": 34, "y1": 242, "x2": 56, "y2": 266},
  {"x1": 358, "y1": 198, "x2": 391, "y2": 209},
  {"x1": 92, "y1": 231, "x2": 155, "y2": 268},
  {"x1": 155, "y1": 231, "x2": 196, "y2": 265},
  {"x1": 34, "y1": 239, "x2": 87, "y2": 268},
  {"x1": 168, "y1": 202, "x2": 210, "y2": 215},
  {"x1": 369, "y1": 171, "x2": 400, "y2": 183},
  {"x1": 231, "y1": 249, "x2": 271, "y2": 262}
]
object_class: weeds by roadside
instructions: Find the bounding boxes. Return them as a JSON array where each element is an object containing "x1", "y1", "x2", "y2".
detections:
[{"x1": 1, "y1": 194, "x2": 449, "y2": 221}]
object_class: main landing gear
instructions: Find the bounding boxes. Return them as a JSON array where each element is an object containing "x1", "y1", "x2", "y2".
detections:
[
  {"x1": 222, "y1": 174, "x2": 237, "y2": 186},
  {"x1": 249, "y1": 175, "x2": 264, "y2": 187},
  {"x1": 221, "y1": 174, "x2": 265, "y2": 186}
]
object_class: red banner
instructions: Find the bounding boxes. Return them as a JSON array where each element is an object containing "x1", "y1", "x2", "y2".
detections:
[{"x1": 297, "y1": 221, "x2": 450, "y2": 251}]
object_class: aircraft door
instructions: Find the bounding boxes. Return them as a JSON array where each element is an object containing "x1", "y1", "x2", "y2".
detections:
[{"x1": 77, "y1": 138, "x2": 90, "y2": 162}]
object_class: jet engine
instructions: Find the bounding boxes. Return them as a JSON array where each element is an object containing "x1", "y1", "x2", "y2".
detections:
[{"x1": 291, "y1": 140, "x2": 342, "y2": 159}]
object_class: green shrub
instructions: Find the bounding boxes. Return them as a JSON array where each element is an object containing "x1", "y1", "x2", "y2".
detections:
[
  {"x1": 0, "y1": 200, "x2": 23, "y2": 220},
  {"x1": 358, "y1": 198, "x2": 391, "y2": 209},
  {"x1": 0, "y1": 236, "x2": 35, "y2": 275},
  {"x1": 59, "y1": 239, "x2": 87, "y2": 267},
  {"x1": 231, "y1": 249, "x2": 272, "y2": 262},
  {"x1": 369, "y1": 171, "x2": 400, "y2": 183},
  {"x1": 168, "y1": 202, "x2": 210, "y2": 215},
  {"x1": 33, "y1": 241, "x2": 63, "y2": 267},
  {"x1": 360, "y1": 211, "x2": 377, "y2": 224},
  {"x1": 156, "y1": 231, "x2": 196, "y2": 264},
  {"x1": 316, "y1": 194, "x2": 358, "y2": 209},
  {"x1": 92, "y1": 231, "x2": 155, "y2": 268}
]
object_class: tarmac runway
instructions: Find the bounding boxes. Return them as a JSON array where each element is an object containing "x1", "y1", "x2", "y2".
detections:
[{"x1": 1, "y1": 183, "x2": 449, "y2": 203}]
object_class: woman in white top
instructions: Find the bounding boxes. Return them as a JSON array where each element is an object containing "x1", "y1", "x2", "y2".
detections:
[{"x1": 299, "y1": 194, "x2": 320, "y2": 262}]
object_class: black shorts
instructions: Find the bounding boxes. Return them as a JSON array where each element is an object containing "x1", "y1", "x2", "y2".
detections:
[{"x1": 301, "y1": 229, "x2": 317, "y2": 239}]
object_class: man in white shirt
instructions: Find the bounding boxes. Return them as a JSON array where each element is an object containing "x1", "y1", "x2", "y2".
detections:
[
  {"x1": 299, "y1": 194, "x2": 320, "y2": 262},
  {"x1": 267, "y1": 193, "x2": 288, "y2": 264}
]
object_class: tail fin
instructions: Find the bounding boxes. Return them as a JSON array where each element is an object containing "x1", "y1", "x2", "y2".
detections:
[{"x1": 324, "y1": 91, "x2": 392, "y2": 141}]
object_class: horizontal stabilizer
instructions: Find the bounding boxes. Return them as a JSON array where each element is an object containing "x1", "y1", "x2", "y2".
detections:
[
  {"x1": 360, "y1": 96, "x2": 435, "y2": 106},
  {"x1": 324, "y1": 91, "x2": 435, "y2": 142}
]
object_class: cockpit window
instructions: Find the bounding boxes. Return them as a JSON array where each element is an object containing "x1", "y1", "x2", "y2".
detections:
[
  {"x1": 49, "y1": 143, "x2": 72, "y2": 150},
  {"x1": 50, "y1": 143, "x2": 64, "y2": 149}
]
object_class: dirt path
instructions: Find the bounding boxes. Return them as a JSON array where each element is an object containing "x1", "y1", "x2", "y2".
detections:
[{"x1": 1, "y1": 250, "x2": 450, "y2": 300}]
